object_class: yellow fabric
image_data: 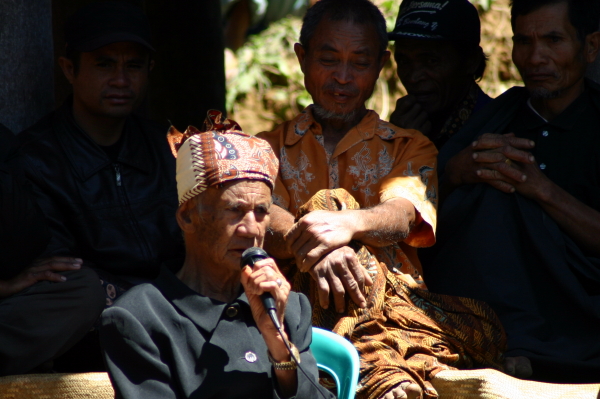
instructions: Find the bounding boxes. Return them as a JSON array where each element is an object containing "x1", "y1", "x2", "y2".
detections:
[{"x1": 258, "y1": 106, "x2": 438, "y2": 284}]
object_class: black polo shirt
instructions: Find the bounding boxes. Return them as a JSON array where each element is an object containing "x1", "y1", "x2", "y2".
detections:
[{"x1": 505, "y1": 88, "x2": 600, "y2": 211}]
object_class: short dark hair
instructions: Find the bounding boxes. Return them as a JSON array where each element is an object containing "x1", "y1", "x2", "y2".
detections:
[
  {"x1": 299, "y1": 0, "x2": 388, "y2": 56},
  {"x1": 451, "y1": 42, "x2": 488, "y2": 81},
  {"x1": 511, "y1": 0, "x2": 600, "y2": 43}
]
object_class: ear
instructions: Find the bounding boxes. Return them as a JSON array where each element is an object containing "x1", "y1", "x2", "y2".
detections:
[
  {"x1": 584, "y1": 31, "x2": 600, "y2": 64},
  {"x1": 464, "y1": 46, "x2": 483, "y2": 77},
  {"x1": 58, "y1": 56, "x2": 75, "y2": 84},
  {"x1": 176, "y1": 202, "x2": 197, "y2": 234},
  {"x1": 379, "y1": 50, "x2": 391, "y2": 71},
  {"x1": 294, "y1": 43, "x2": 307, "y2": 73}
]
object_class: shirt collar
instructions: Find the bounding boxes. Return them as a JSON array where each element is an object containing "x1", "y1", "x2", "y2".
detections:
[
  {"x1": 153, "y1": 266, "x2": 251, "y2": 335},
  {"x1": 522, "y1": 88, "x2": 591, "y2": 131},
  {"x1": 284, "y1": 105, "x2": 412, "y2": 149}
]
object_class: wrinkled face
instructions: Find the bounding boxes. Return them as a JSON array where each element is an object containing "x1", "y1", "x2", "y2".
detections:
[
  {"x1": 394, "y1": 38, "x2": 473, "y2": 117},
  {"x1": 67, "y1": 42, "x2": 151, "y2": 119},
  {"x1": 295, "y1": 19, "x2": 389, "y2": 121},
  {"x1": 512, "y1": 2, "x2": 588, "y2": 100},
  {"x1": 189, "y1": 180, "x2": 271, "y2": 272}
]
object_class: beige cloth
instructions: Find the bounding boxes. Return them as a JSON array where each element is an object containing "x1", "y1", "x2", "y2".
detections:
[
  {"x1": 0, "y1": 372, "x2": 114, "y2": 399},
  {"x1": 432, "y1": 369, "x2": 600, "y2": 399}
]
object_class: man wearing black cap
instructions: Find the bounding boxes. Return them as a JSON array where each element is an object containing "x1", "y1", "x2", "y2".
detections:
[
  {"x1": 388, "y1": 0, "x2": 491, "y2": 149},
  {"x1": 5, "y1": 1, "x2": 183, "y2": 373}
]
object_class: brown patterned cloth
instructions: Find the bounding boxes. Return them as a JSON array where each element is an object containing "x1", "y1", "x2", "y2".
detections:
[
  {"x1": 166, "y1": 110, "x2": 279, "y2": 205},
  {"x1": 289, "y1": 189, "x2": 506, "y2": 399}
]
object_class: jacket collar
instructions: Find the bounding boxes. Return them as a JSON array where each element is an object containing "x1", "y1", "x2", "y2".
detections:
[
  {"x1": 53, "y1": 101, "x2": 152, "y2": 182},
  {"x1": 154, "y1": 266, "x2": 251, "y2": 335}
]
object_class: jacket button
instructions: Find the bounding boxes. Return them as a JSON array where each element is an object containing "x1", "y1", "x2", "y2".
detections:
[{"x1": 226, "y1": 305, "x2": 239, "y2": 318}]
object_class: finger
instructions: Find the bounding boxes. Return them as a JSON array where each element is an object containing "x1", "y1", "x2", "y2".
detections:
[
  {"x1": 29, "y1": 270, "x2": 67, "y2": 283},
  {"x1": 478, "y1": 163, "x2": 527, "y2": 184},
  {"x1": 504, "y1": 357, "x2": 516, "y2": 375},
  {"x1": 327, "y1": 264, "x2": 348, "y2": 314},
  {"x1": 343, "y1": 254, "x2": 367, "y2": 308},
  {"x1": 485, "y1": 178, "x2": 517, "y2": 194},
  {"x1": 405, "y1": 383, "x2": 423, "y2": 399},
  {"x1": 302, "y1": 241, "x2": 333, "y2": 272},
  {"x1": 419, "y1": 120, "x2": 432, "y2": 136},
  {"x1": 309, "y1": 263, "x2": 331, "y2": 309},
  {"x1": 474, "y1": 134, "x2": 534, "y2": 151},
  {"x1": 29, "y1": 261, "x2": 82, "y2": 273},
  {"x1": 395, "y1": 95, "x2": 417, "y2": 113},
  {"x1": 33, "y1": 257, "x2": 82, "y2": 268}
]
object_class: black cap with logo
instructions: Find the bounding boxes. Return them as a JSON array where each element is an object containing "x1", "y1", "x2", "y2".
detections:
[
  {"x1": 388, "y1": 0, "x2": 481, "y2": 45},
  {"x1": 65, "y1": 1, "x2": 154, "y2": 52}
]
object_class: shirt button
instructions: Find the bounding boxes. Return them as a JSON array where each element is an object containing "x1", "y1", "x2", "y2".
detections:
[
  {"x1": 542, "y1": 130, "x2": 549, "y2": 137},
  {"x1": 225, "y1": 305, "x2": 239, "y2": 318},
  {"x1": 540, "y1": 163, "x2": 547, "y2": 170},
  {"x1": 245, "y1": 351, "x2": 257, "y2": 363}
]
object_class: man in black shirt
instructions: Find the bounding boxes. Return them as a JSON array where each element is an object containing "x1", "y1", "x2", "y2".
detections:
[
  {"x1": 4, "y1": 2, "x2": 183, "y2": 374},
  {"x1": 423, "y1": 0, "x2": 600, "y2": 383}
]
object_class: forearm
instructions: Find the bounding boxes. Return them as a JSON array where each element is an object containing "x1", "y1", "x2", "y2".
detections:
[
  {"x1": 263, "y1": 331, "x2": 297, "y2": 398},
  {"x1": 534, "y1": 181, "x2": 600, "y2": 257},
  {"x1": 351, "y1": 197, "x2": 416, "y2": 247},
  {"x1": 265, "y1": 204, "x2": 295, "y2": 259}
]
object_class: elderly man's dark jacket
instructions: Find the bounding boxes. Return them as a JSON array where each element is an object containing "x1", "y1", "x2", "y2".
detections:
[{"x1": 12, "y1": 104, "x2": 184, "y2": 278}]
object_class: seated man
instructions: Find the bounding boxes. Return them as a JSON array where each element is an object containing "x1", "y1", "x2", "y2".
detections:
[
  {"x1": 258, "y1": 1, "x2": 507, "y2": 398},
  {"x1": 0, "y1": 123, "x2": 104, "y2": 376},
  {"x1": 100, "y1": 112, "x2": 333, "y2": 399},
  {"x1": 422, "y1": 0, "x2": 600, "y2": 383},
  {"x1": 7, "y1": 2, "x2": 184, "y2": 373},
  {"x1": 388, "y1": 0, "x2": 492, "y2": 149}
]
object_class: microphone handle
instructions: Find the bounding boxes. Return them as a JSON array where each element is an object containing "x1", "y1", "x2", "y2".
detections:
[{"x1": 261, "y1": 291, "x2": 281, "y2": 330}]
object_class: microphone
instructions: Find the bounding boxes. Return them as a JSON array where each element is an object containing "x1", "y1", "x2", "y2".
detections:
[{"x1": 241, "y1": 247, "x2": 281, "y2": 329}]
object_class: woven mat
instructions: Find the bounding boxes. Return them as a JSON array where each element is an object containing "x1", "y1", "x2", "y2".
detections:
[
  {"x1": 0, "y1": 373, "x2": 114, "y2": 399},
  {"x1": 432, "y1": 369, "x2": 600, "y2": 399}
]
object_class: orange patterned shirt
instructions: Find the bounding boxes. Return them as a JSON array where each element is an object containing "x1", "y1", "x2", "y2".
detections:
[{"x1": 258, "y1": 106, "x2": 438, "y2": 284}]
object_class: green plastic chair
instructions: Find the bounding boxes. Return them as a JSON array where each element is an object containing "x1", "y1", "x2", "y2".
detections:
[{"x1": 310, "y1": 327, "x2": 360, "y2": 399}]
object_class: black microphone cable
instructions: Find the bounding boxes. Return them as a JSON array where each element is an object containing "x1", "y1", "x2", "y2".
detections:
[{"x1": 241, "y1": 247, "x2": 332, "y2": 399}]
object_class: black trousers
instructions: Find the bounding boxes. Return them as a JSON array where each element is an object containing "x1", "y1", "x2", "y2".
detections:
[{"x1": 0, "y1": 267, "x2": 105, "y2": 376}]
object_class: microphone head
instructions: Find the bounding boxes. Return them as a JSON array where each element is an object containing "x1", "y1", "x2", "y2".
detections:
[{"x1": 241, "y1": 247, "x2": 268, "y2": 268}]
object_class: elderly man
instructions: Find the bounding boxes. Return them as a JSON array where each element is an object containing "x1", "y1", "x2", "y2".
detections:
[
  {"x1": 258, "y1": 1, "x2": 507, "y2": 398},
  {"x1": 388, "y1": 0, "x2": 491, "y2": 149},
  {"x1": 422, "y1": 0, "x2": 600, "y2": 383},
  {"x1": 100, "y1": 112, "x2": 333, "y2": 399},
  {"x1": 6, "y1": 2, "x2": 183, "y2": 373}
]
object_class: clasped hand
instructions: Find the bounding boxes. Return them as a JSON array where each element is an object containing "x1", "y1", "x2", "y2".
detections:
[{"x1": 445, "y1": 133, "x2": 549, "y2": 199}]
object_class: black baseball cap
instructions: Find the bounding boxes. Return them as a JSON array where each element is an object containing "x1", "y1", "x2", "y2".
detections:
[
  {"x1": 65, "y1": 1, "x2": 154, "y2": 52},
  {"x1": 388, "y1": 0, "x2": 481, "y2": 45}
]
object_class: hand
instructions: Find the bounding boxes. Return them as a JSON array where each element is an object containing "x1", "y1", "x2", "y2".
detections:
[
  {"x1": 309, "y1": 246, "x2": 373, "y2": 312},
  {"x1": 381, "y1": 381, "x2": 424, "y2": 399},
  {"x1": 507, "y1": 160, "x2": 553, "y2": 202},
  {"x1": 445, "y1": 133, "x2": 535, "y2": 193},
  {"x1": 504, "y1": 356, "x2": 532, "y2": 378},
  {"x1": 0, "y1": 257, "x2": 83, "y2": 298},
  {"x1": 285, "y1": 210, "x2": 355, "y2": 272},
  {"x1": 241, "y1": 258, "x2": 291, "y2": 336},
  {"x1": 390, "y1": 95, "x2": 432, "y2": 136}
]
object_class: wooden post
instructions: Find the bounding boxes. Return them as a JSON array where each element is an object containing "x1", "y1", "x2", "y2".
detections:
[{"x1": 0, "y1": 1, "x2": 55, "y2": 134}]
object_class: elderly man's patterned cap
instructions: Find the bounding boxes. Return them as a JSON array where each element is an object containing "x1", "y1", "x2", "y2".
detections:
[{"x1": 167, "y1": 110, "x2": 279, "y2": 205}]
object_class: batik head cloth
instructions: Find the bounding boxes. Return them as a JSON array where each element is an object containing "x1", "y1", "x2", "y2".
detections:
[{"x1": 167, "y1": 110, "x2": 279, "y2": 205}]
